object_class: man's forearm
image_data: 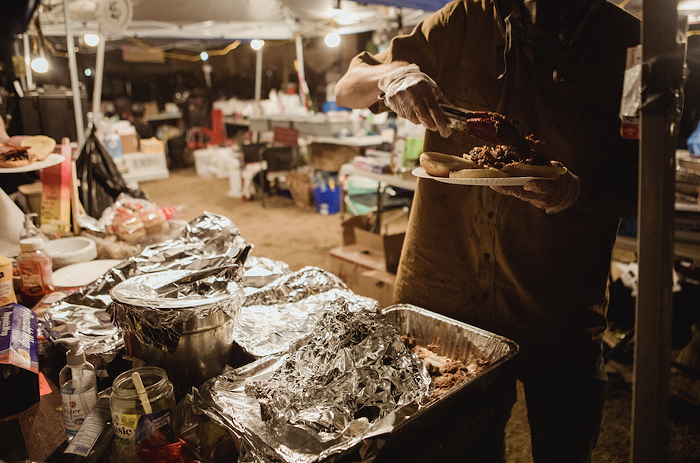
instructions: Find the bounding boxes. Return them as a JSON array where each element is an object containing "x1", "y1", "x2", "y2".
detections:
[{"x1": 335, "y1": 61, "x2": 409, "y2": 109}]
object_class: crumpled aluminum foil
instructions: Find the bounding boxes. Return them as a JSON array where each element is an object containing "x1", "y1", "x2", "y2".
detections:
[
  {"x1": 109, "y1": 266, "x2": 246, "y2": 353},
  {"x1": 41, "y1": 212, "x2": 251, "y2": 365},
  {"x1": 192, "y1": 300, "x2": 432, "y2": 463},
  {"x1": 233, "y1": 266, "x2": 380, "y2": 358}
]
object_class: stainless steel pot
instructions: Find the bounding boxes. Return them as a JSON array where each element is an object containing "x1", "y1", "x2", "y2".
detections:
[{"x1": 124, "y1": 310, "x2": 239, "y2": 398}]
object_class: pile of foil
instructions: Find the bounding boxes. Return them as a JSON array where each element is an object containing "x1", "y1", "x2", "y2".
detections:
[
  {"x1": 192, "y1": 300, "x2": 432, "y2": 463},
  {"x1": 233, "y1": 266, "x2": 379, "y2": 358},
  {"x1": 41, "y1": 212, "x2": 251, "y2": 365},
  {"x1": 109, "y1": 266, "x2": 246, "y2": 353}
]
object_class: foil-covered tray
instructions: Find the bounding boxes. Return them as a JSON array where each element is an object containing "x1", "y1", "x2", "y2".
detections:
[
  {"x1": 377, "y1": 304, "x2": 519, "y2": 453},
  {"x1": 190, "y1": 303, "x2": 518, "y2": 463}
]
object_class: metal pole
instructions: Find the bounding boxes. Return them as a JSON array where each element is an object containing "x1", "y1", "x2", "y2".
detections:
[
  {"x1": 92, "y1": 32, "x2": 106, "y2": 121},
  {"x1": 254, "y1": 46, "x2": 263, "y2": 116},
  {"x1": 23, "y1": 33, "x2": 34, "y2": 91},
  {"x1": 62, "y1": 0, "x2": 85, "y2": 147},
  {"x1": 632, "y1": 0, "x2": 682, "y2": 460},
  {"x1": 295, "y1": 34, "x2": 306, "y2": 108}
]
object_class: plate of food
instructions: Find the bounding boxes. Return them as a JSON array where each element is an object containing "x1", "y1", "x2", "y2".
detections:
[
  {"x1": 0, "y1": 153, "x2": 64, "y2": 173},
  {"x1": 0, "y1": 135, "x2": 60, "y2": 172},
  {"x1": 414, "y1": 150, "x2": 565, "y2": 186},
  {"x1": 412, "y1": 167, "x2": 546, "y2": 186}
]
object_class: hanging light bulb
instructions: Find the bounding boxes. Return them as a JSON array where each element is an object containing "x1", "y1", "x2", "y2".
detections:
[
  {"x1": 30, "y1": 17, "x2": 50, "y2": 74},
  {"x1": 325, "y1": 32, "x2": 341, "y2": 48},
  {"x1": 200, "y1": 51, "x2": 209, "y2": 61},
  {"x1": 251, "y1": 39, "x2": 264, "y2": 50},
  {"x1": 84, "y1": 34, "x2": 100, "y2": 47},
  {"x1": 31, "y1": 56, "x2": 49, "y2": 73}
]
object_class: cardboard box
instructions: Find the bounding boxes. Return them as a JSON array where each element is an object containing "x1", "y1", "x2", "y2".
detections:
[
  {"x1": 341, "y1": 215, "x2": 405, "y2": 274},
  {"x1": 286, "y1": 170, "x2": 315, "y2": 208},
  {"x1": 357, "y1": 269, "x2": 396, "y2": 308},
  {"x1": 120, "y1": 133, "x2": 139, "y2": 154},
  {"x1": 140, "y1": 137, "x2": 165, "y2": 154},
  {"x1": 308, "y1": 143, "x2": 359, "y2": 172},
  {"x1": 40, "y1": 146, "x2": 71, "y2": 228},
  {"x1": 326, "y1": 247, "x2": 397, "y2": 307}
]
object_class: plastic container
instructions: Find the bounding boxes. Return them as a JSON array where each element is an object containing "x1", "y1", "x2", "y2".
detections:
[
  {"x1": 55, "y1": 338, "x2": 99, "y2": 441},
  {"x1": 17, "y1": 238, "x2": 54, "y2": 307},
  {"x1": 0, "y1": 255, "x2": 17, "y2": 306},
  {"x1": 109, "y1": 367, "x2": 176, "y2": 460},
  {"x1": 104, "y1": 133, "x2": 123, "y2": 158}
]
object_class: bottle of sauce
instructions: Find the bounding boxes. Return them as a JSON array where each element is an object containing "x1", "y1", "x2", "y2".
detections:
[{"x1": 17, "y1": 238, "x2": 53, "y2": 308}]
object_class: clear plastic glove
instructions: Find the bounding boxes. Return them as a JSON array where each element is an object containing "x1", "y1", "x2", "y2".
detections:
[
  {"x1": 491, "y1": 171, "x2": 581, "y2": 214},
  {"x1": 378, "y1": 64, "x2": 452, "y2": 138}
]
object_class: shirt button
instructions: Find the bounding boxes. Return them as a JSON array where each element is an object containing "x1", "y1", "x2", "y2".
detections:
[
  {"x1": 487, "y1": 212, "x2": 494, "y2": 219},
  {"x1": 484, "y1": 253, "x2": 490, "y2": 260},
  {"x1": 482, "y1": 292, "x2": 489, "y2": 299}
]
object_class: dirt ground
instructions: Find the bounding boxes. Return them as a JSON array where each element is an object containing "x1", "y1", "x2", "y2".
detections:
[{"x1": 139, "y1": 167, "x2": 700, "y2": 462}]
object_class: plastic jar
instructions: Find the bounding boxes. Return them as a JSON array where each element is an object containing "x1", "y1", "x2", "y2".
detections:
[
  {"x1": 16, "y1": 238, "x2": 53, "y2": 307},
  {"x1": 109, "y1": 366, "x2": 176, "y2": 459}
]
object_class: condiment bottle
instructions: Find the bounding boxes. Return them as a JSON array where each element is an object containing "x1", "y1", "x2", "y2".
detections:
[
  {"x1": 55, "y1": 338, "x2": 99, "y2": 441},
  {"x1": 0, "y1": 255, "x2": 17, "y2": 306},
  {"x1": 16, "y1": 238, "x2": 53, "y2": 308}
]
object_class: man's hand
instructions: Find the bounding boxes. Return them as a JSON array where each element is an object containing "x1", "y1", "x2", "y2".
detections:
[
  {"x1": 491, "y1": 171, "x2": 581, "y2": 214},
  {"x1": 378, "y1": 64, "x2": 452, "y2": 138}
]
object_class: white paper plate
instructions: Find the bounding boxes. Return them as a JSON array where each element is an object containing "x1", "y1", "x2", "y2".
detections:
[
  {"x1": 52, "y1": 259, "x2": 122, "y2": 288},
  {"x1": 0, "y1": 153, "x2": 65, "y2": 173},
  {"x1": 412, "y1": 167, "x2": 552, "y2": 186}
]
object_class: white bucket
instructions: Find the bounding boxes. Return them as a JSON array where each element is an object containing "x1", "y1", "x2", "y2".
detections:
[
  {"x1": 194, "y1": 147, "x2": 232, "y2": 179},
  {"x1": 227, "y1": 156, "x2": 242, "y2": 198}
]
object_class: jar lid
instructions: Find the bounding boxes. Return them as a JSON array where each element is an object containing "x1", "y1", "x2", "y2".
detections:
[{"x1": 20, "y1": 237, "x2": 45, "y2": 252}]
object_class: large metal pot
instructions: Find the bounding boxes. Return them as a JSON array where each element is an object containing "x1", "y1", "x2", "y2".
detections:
[{"x1": 124, "y1": 310, "x2": 241, "y2": 398}]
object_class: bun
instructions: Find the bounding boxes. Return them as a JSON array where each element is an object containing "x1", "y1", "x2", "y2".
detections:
[
  {"x1": 139, "y1": 209, "x2": 168, "y2": 235},
  {"x1": 420, "y1": 152, "x2": 476, "y2": 177},
  {"x1": 500, "y1": 161, "x2": 567, "y2": 179},
  {"x1": 21, "y1": 135, "x2": 56, "y2": 162},
  {"x1": 0, "y1": 146, "x2": 31, "y2": 168},
  {"x1": 449, "y1": 167, "x2": 509, "y2": 178}
]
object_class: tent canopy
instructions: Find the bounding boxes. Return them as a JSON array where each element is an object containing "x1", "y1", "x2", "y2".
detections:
[{"x1": 39, "y1": 0, "x2": 448, "y2": 40}]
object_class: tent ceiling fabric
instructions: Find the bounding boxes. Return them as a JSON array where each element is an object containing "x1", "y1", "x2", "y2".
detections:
[{"x1": 39, "y1": 0, "x2": 442, "y2": 40}]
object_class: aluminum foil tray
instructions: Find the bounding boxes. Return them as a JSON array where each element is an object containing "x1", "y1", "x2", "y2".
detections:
[
  {"x1": 377, "y1": 304, "x2": 519, "y2": 452},
  {"x1": 193, "y1": 303, "x2": 518, "y2": 463}
]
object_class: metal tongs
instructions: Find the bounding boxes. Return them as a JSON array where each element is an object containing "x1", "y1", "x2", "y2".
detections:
[
  {"x1": 154, "y1": 245, "x2": 251, "y2": 296},
  {"x1": 440, "y1": 104, "x2": 494, "y2": 124}
]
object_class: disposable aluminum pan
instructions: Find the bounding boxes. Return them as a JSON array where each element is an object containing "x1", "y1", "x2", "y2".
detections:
[
  {"x1": 377, "y1": 304, "x2": 519, "y2": 452},
  {"x1": 193, "y1": 303, "x2": 518, "y2": 463}
]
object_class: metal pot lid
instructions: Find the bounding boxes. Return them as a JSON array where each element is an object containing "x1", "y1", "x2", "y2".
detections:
[{"x1": 111, "y1": 269, "x2": 242, "y2": 309}]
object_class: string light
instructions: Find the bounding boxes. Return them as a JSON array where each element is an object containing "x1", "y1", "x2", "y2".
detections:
[
  {"x1": 324, "y1": 32, "x2": 340, "y2": 47},
  {"x1": 84, "y1": 34, "x2": 100, "y2": 46}
]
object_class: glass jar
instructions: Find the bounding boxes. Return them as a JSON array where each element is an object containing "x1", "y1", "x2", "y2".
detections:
[
  {"x1": 109, "y1": 366, "x2": 176, "y2": 460},
  {"x1": 16, "y1": 238, "x2": 53, "y2": 307}
]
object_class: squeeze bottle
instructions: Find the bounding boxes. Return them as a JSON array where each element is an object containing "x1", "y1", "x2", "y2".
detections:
[{"x1": 55, "y1": 338, "x2": 99, "y2": 441}]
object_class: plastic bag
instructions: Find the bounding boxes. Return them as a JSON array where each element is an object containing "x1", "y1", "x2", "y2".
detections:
[{"x1": 76, "y1": 126, "x2": 146, "y2": 218}]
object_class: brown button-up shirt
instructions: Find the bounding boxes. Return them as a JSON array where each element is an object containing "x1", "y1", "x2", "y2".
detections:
[{"x1": 349, "y1": 0, "x2": 640, "y2": 372}]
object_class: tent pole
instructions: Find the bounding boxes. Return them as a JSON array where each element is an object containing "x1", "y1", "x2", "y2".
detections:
[
  {"x1": 632, "y1": 0, "x2": 682, "y2": 460},
  {"x1": 92, "y1": 31, "x2": 106, "y2": 122},
  {"x1": 255, "y1": 46, "x2": 263, "y2": 116},
  {"x1": 23, "y1": 33, "x2": 34, "y2": 91},
  {"x1": 62, "y1": 0, "x2": 85, "y2": 147},
  {"x1": 295, "y1": 34, "x2": 306, "y2": 109}
]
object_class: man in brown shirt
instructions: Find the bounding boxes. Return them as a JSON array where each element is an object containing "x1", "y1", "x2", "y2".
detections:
[{"x1": 336, "y1": 0, "x2": 640, "y2": 461}]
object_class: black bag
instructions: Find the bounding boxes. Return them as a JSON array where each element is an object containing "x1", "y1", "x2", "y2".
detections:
[{"x1": 76, "y1": 126, "x2": 146, "y2": 218}]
